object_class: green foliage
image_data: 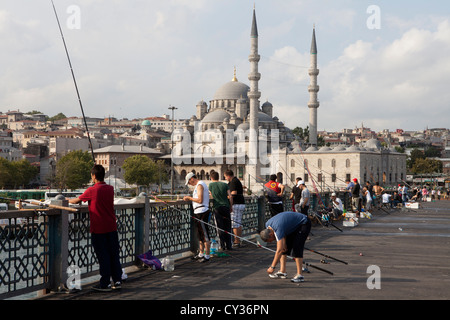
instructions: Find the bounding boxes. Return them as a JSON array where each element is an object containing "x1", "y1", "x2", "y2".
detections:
[
  {"x1": 0, "y1": 158, "x2": 38, "y2": 188},
  {"x1": 0, "y1": 158, "x2": 13, "y2": 189},
  {"x1": 292, "y1": 126, "x2": 309, "y2": 142},
  {"x1": 11, "y1": 160, "x2": 39, "y2": 188},
  {"x1": 54, "y1": 150, "x2": 94, "y2": 190},
  {"x1": 410, "y1": 158, "x2": 442, "y2": 174},
  {"x1": 48, "y1": 112, "x2": 67, "y2": 122},
  {"x1": 407, "y1": 148, "x2": 443, "y2": 174},
  {"x1": 122, "y1": 156, "x2": 168, "y2": 188}
]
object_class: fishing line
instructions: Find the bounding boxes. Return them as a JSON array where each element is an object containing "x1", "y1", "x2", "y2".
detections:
[
  {"x1": 150, "y1": 194, "x2": 334, "y2": 275},
  {"x1": 51, "y1": 0, "x2": 95, "y2": 163}
]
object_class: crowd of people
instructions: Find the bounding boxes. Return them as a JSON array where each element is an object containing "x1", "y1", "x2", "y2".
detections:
[{"x1": 71, "y1": 164, "x2": 449, "y2": 290}]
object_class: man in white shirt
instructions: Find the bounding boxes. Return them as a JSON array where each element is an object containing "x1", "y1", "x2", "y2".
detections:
[
  {"x1": 382, "y1": 192, "x2": 392, "y2": 208},
  {"x1": 329, "y1": 192, "x2": 343, "y2": 219},
  {"x1": 183, "y1": 172, "x2": 211, "y2": 263}
]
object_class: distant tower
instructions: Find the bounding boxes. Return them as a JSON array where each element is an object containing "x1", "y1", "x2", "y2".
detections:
[
  {"x1": 248, "y1": 6, "x2": 261, "y2": 184},
  {"x1": 308, "y1": 26, "x2": 320, "y2": 146}
]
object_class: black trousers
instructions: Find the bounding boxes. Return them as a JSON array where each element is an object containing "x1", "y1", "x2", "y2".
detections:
[
  {"x1": 91, "y1": 231, "x2": 122, "y2": 288},
  {"x1": 269, "y1": 203, "x2": 284, "y2": 217},
  {"x1": 213, "y1": 206, "x2": 232, "y2": 250},
  {"x1": 285, "y1": 219, "x2": 312, "y2": 258}
]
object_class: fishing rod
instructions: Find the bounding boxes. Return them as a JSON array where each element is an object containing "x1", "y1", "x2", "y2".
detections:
[
  {"x1": 51, "y1": 0, "x2": 95, "y2": 164},
  {"x1": 304, "y1": 247, "x2": 348, "y2": 265},
  {"x1": 0, "y1": 197, "x2": 79, "y2": 213},
  {"x1": 150, "y1": 194, "x2": 334, "y2": 275}
]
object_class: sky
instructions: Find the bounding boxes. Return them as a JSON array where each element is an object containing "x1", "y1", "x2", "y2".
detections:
[{"x1": 1, "y1": 0, "x2": 450, "y2": 133}]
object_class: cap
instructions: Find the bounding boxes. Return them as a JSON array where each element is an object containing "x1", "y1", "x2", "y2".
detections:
[
  {"x1": 353, "y1": 178, "x2": 357, "y2": 182},
  {"x1": 185, "y1": 172, "x2": 195, "y2": 185},
  {"x1": 331, "y1": 192, "x2": 336, "y2": 197},
  {"x1": 298, "y1": 181, "x2": 305, "y2": 185}
]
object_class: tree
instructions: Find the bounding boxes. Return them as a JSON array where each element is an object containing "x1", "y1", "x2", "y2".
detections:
[
  {"x1": 54, "y1": 150, "x2": 94, "y2": 190},
  {"x1": 11, "y1": 160, "x2": 39, "y2": 188},
  {"x1": 292, "y1": 126, "x2": 310, "y2": 142},
  {"x1": 411, "y1": 158, "x2": 443, "y2": 174},
  {"x1": 122, "y1": 156, "x2": 168, "y2": 192},
  {"x1": 407, "y1": 148, "x2": 425, "y2": 169},
  {"x1": 0, "y1": 158, "x2": 13, "y2": 189},
  {"x1": 48, "y1": 112, "x2": 67, "y2": 122}
]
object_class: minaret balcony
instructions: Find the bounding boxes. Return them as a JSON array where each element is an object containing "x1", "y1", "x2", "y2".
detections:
[
  {"x1": 248, "y1": 54, "x2": 261, "y2": 62},
  {"x1": 308, "y1": 85, "x2": 320, "y2": 92},
  {"x1": 248, "y1": 72, "x2": 261, "y2": 81}
]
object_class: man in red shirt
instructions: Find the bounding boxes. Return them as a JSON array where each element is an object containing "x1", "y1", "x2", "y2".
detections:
[
  {"x1": 69, "y1": 165, "x2": 122, "y2": 292},
  {"x1": 264, "y1": 174, "x2": 285, "y2": 217}
]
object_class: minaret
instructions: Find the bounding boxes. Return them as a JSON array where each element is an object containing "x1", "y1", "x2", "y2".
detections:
[
  {"x1": 308, "y1": 26, "x2": 320, "y2": 146},
  {"x1": 247, "y1": 6, "x2": 261, "y2": 185}
]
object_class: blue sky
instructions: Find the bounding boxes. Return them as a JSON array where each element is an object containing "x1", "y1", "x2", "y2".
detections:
[{"x1": 1, "y1": 0, "x2": 450, "y2": 132}]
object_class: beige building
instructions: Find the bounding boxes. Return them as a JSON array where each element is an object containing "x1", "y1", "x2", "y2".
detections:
[
  {"x1": 94, "y1": 144, "x2": 163, "y2": 180},
  {"x1": 284, "y1": 139, "x2": 407, "y2": 191}
]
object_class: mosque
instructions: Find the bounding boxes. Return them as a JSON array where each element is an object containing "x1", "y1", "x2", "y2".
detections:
[{"x1": 167, "y1": 7, "x2": 406, "y2": 193}]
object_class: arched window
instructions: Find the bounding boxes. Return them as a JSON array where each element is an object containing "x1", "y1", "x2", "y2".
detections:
[
  {"x1": 291, "y1": 159, "x2": 295, "y2": 167},
  {"x1": 331, "y1": 159, "x2": 336, "y2": 168},
  {"x1": 318, "y1": 159, "x2": 322, "y2": 169},
  {"x1": 346, "y1": 159, "x2": 350, "y2": 168}
]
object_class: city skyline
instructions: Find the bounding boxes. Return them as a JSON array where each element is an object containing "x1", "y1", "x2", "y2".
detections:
[{"x1": 1, "y1": 1, "x2": 450, "y2": 133}]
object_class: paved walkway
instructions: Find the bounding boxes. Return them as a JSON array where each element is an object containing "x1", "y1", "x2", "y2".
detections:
[{"x1": 39, "y1": 200, "x2": 450, "y2": 303}]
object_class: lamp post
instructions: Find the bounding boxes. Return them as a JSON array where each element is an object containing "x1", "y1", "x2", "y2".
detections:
[{"x1": 168, "y1": 105, "x2": 178, "y2": 196}]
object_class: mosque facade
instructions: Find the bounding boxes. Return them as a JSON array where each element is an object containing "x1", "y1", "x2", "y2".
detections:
[{"x1": 167, "y1": 7, "x2": 407, "y2": 193}]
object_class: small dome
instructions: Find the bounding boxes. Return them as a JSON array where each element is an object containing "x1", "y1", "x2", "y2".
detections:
[
  {"x1": 258, "y1": 112, "x2": 274, "y2": 122},
  {"x1": 346, "y1": 145, "x2": 360, "y2": 152},
  {"x1": 365, "y1": 138, "x2": 382, "y2": 150},
  {"x1": 262, "y1": 101, "x2": 273, "y2": 108},
  {"x1": 236, "y1": 122, "x2": 250, "y2": 131},
  {"x1": 318, "y1": 146, "x2": 332, "y2": 152},
  {"x1": 333, "y1": 146, "x2": 346, "y2": 151},
  {"x1": 141, "y1": 120, "x2": 151, "y2": 126},
  {"x1": 201, "y1": 109, "x2": 231, "y2": 123},
  {"x1": 305, "y1": 146, "x2": 318, "y2": 152}
]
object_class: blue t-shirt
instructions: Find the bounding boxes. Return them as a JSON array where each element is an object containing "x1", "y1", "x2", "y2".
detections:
[{"x1": 265, "y1": 211, "x2": 308, "y2": 241}]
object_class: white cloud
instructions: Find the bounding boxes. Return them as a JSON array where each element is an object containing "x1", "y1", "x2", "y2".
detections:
[{"x1": 316, "y1": 19, "x2": 450, "y2": 131}]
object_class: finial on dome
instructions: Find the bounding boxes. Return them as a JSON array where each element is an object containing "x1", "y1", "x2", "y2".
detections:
[{"x1": 232, "y1": 66, "x2": 238, "y2": 81}]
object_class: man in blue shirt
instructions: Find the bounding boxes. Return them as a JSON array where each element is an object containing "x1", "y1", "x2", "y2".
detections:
[{"x1": 259, "y1": 211, "x2": 311, "y2": 283}]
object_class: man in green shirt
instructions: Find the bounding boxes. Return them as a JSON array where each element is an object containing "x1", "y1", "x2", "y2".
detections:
[{"x1": 208, "y1": 171, "x2": 233, "y2": 251}]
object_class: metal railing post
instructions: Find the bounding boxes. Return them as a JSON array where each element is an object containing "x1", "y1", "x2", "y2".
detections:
[
  {"x1": 257, "y1": 196, "x2": 266, "y2": 232},
  {"x1": 48, "y1": 199, "x2": 69, "y2": 293}
]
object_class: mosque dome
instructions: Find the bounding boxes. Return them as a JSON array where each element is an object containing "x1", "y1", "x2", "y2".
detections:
[
  {"x1": 258, "y1": 112, "x2": 274, "y2": 122},
  {"x1": 318, "y1": 146, "x2": 332, "y2": 152},
  {"x1": 305, "y1": 146, "x2": 318, "y2": 152},
  {"x1": 346, "y1": 145, "x2": 360, "y2": 152},
  {"x1": 213, "y1": 80, "x2": 250, "y2": 100},
  {"x1": 236, "y1": 122, "x2": 250, "y2": 131},
  {"x1": 365, "y1": 138, "x2": 382, "y2": 150},
  {"x1": 141, "y1": 120, "x2": 151, "y2": 126},
  {"x1": 201, "y1": 109, "x2": 231, "y2": 123},
  {"x1": 332, "y1": 146, "x2": 347, "y2": 151}
]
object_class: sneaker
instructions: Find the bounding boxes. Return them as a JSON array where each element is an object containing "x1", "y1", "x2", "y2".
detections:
[
  {"x1": 198, "y1": 256, "x2": 210, "y2": 263},
  {"x1": 302, "y1": 266, "x2": 310, "y2": 273},
  {"x1": 112, "y1": 281, "x2": 122, "y2": 290},
  {"x1": 92, "y1": 284, "x2": 112, "y2": 292},
  {"x1": 291, "y1": 274, "x2": 305, "y2": 283},
  {"x1": 191, "y1": 254, "x2": 203, "y2": 260},
  {"x1": 269, "y1": 271, "x2": 288, "y2": 279}
]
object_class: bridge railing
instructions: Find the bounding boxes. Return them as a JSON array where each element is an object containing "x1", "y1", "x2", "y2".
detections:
[{"x1": 0, "y1": 191, "x2": 358, "y2": 299}]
